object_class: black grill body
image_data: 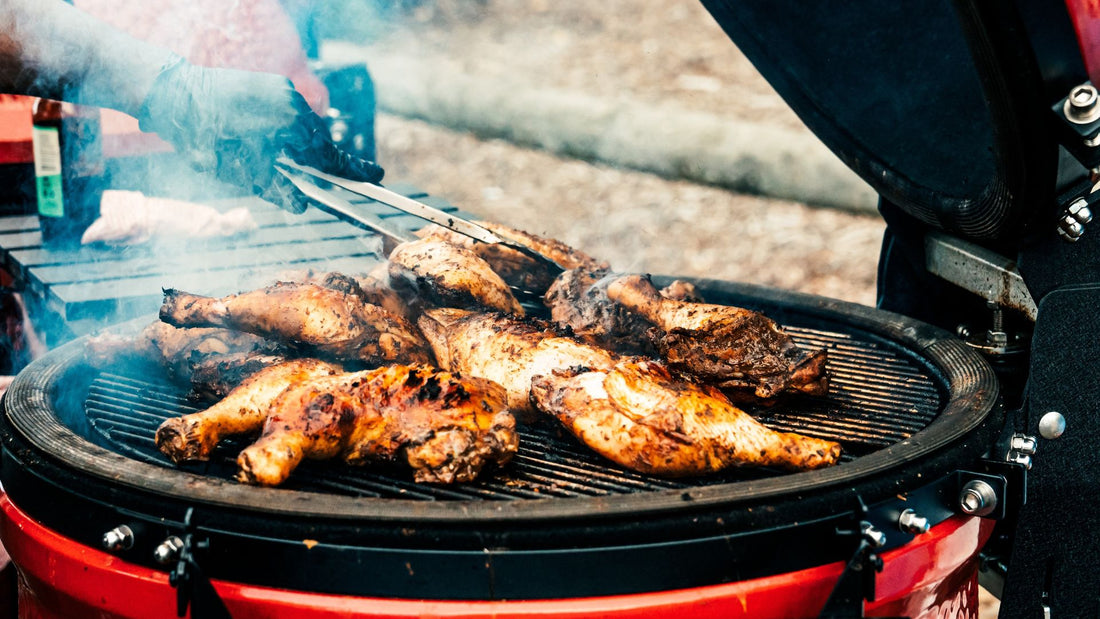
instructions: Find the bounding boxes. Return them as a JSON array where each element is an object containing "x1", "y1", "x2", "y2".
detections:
[{"x1": 0, "y1": 278, "x2": 1000, "y2": 599}]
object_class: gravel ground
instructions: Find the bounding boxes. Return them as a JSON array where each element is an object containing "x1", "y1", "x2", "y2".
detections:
[
  {"x1": 376, "y1": 114, "x2": 885, "y2": 306},
  {"x1": 357, "y1": 2, "x2": 999, "y2": 615},
  {"x1": 362, "y1": 0, "x2": 886, "y2": 307}
]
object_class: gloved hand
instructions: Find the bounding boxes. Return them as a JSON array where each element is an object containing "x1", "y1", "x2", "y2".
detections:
[{"x1": 137, "y1": 57, "x2": 383, "y2": 214}]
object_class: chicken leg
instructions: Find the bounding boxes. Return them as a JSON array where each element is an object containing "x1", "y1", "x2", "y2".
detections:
[
  {"x1": 236, "y1": 364, "x2": 518, "y2": 486},
  {"x1": 531, "y1": 358, "x2": 841, "y2": 475},
  {"x1": 159, "y1": 281, "x2": 431, "y2": 365}
]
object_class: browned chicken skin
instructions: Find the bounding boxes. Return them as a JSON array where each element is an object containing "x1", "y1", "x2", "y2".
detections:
[
  {"x1": 417, "y1": 308, "x2": 616, "y2": 413},
  {"x1": 389, "y1": 238, "x2": 524, "y2": 316},
  {"x1": 531, "y1": 358, "x2": 841, "y2": 475},
  {"x1": 86, "y1": 320, "x2": 282, "y2": 398},
  {"x1": 546, "y1": 268, "x2": 701, "y2": 355},
  {"x1": 416, "y1": 221, "x2": 607, "y2": 295},
  {"x1": 156, "y1": 358, "x2": 343, "y2": 463},
  {"x1": 87, "y1": 320, "x2": 272, "y2": 376},
  {"x1": 278, "y1": 268, "x2": 418, "y2": 323},
  {"x1": 236, "y1": 364, "x2": 518, "y2": 486},
  {"x1": 159, "y1": 282, "x2": 431, "y2": 366},
  {"x1": 606, "y1": 274, "x2": 828, "y2": 399},
  {"x1": 187, "y1": 351, "x2": 289, "y2": 401}
]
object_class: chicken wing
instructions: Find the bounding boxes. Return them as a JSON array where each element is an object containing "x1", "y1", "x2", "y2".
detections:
[
  {"x1": 159, "y1": 282, "x2": 431, "y2": 366},
  {"x1": 156, "y1": 358, "x2": 342, "y2": 463},
  {"x1": 388, "y1": 238, "x2": 524, "y2": 316},
  {"x1": 235, "y1": 364, "x2": 517, "y2": 486},
  {"x1": 606, "y1": 274, "x2": 828, "y2": 398},
  {"x1": 530, "y1": 358, "x2": 841, "y2": 475},
  {"x1": 417, "y1": 308, "x2": 616, "y2": 413}
]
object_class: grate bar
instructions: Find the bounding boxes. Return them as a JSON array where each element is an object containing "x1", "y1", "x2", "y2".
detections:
[{"x1": 78, "y1": 319, "x2": 945, "y2": 501}]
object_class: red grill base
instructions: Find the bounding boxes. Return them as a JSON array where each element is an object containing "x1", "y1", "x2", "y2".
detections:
[{"x1": 0, "y1": 493, "x2": 993, "y2": 619}]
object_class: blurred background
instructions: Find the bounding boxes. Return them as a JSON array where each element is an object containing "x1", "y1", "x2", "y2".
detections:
[{"x1": 312, "y1": 0, "x2": 887, "y2": 307}]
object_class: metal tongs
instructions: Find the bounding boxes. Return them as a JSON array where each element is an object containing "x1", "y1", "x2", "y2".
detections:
[{"x1": 274, "y1": 158, "x2": 566, "y2": 278}]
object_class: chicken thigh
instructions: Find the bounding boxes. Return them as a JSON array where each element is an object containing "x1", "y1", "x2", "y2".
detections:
[
  {"x1": 606, "y1": 274, "x2": 828, "y2": 398},
  {"x1": 417, "y1": 308, "x2": 616, "y2": 413}
]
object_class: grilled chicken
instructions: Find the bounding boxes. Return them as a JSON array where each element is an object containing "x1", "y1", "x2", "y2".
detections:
[
  {"x1": 531, "y1": 358, "x2": 841, "y2": 475},
  {"x1": 546, "y1": 268, "x2": 703, "y2": 355},
  {"x1": 417, "y1": 221, "x2": 607, "y2": 295},
  {"x1": 86, "y1": 320, "x2": 280, "y2": 393},
  {"x1": 418, "y1": 308, "x2": 616, "y2": 413},
  {"x1": 156, "y1": 358, "x2": 342, "y2": 463},
  {"x1": 280, "y1": 268, "x2": 417, "y2": 323},
  {"x1": 187, "y1": 351, "x2": 289, "y2": 401},
  {"x1": 236, "y1": 364, "x2": 517, "y2": 486},
  {"x1": 606, "y1": 274, "x2": 828, "y2": 399},
  {"x1": 354, "y1": 270, "x2": 418, "y2": 324},
  {"x1": 160, "y1": 282, "x2": 431, "y2": 366},
  {"x1": 388, "y1": 238, "x2": 524, "y2": 316}
]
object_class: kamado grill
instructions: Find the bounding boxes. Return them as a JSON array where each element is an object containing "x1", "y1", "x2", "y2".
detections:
[
  {"x1": 3, "y1": 0, "x2": 1100, "y2": 618},
  {"x1": 0, "y1": 277, "x2": 1001, "y2": 618}
]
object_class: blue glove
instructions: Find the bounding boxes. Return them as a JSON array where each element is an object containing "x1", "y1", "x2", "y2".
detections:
[{"x1": 138, "y1": 58, "x2": 383, "y2": 213}]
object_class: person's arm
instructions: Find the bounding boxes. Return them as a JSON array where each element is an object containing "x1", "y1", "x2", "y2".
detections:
[
  {"x1": 0, "y1": 0, "x2": 176, "y2": 115},
  {"x1": 0, "y1": 0, "x2": 383, "y2": 213}
]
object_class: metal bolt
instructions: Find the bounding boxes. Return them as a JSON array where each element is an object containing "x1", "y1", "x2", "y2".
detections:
[
  {"x1": 102, "y1": 525, "x2": 134, "y2": 552},
  {"x1": 898, "y1": 509, "x2": 931, "y2": 535},
  {"x1": 861, "y1": 522, "x2": 887, "y2": 548},
  {"x1": 1065, "y1": 83, "x2": 1100, "y2": 124},
  {"x1": 153, "y1": 536, "x2": 185, "y2": 565},
  {"x1": 1009, "y1": 433, "x2": 1038, "y2": 456},
  {"x1": 1039, "y1": 411, "x2": 1067, "y2": 440},
  {"x1": 1068, "y1": 198, "x2": 1094, "y2": 224},
  {"x1": 1006, "y1": 451, "x2": 1033, "y2": 470},
  {"x1": 959, "y1": 480, "x2": 998, "y2": 517},
  {"x1": 956, "y1": 324, "x2": 971, "y2": 339},
  {"x1": 1057, "y1": 215, "x2": 1085, "y2": 242}
]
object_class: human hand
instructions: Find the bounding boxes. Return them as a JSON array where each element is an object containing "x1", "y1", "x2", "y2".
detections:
[{"x1": 137, "y1": 58, "x2": 383, "y2": 213}]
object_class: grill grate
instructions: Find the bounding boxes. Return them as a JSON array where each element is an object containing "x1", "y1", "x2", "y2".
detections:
[{"x1": 83, "y1": 324, "x2": 943, "y2": 501}]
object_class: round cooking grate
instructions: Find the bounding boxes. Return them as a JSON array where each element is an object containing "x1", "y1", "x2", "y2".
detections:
[{"x1": 82, "y1": 324, "x2": 942, "y2": 501}]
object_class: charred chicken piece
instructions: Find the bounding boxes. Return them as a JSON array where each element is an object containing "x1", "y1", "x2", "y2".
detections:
[
  {"x1": 236, "y1": 364, "x2": 518, "y2": 486},
  {"x1": 86, "y1": 320, "x2": 280, "y2": 387},
  {"x1": 418, "y1": 308, "x2": 617, "y2": 413},
  {"x1": 159, "y1": 282, "x2": 431, "y2": 366},
  {"x1": 531, "y1": 358, "x2": 841, "y2": 475},
  {"x1": 187, "y1": 351, "x2": 289, "y2": 401},
  {"x1": 417, "y1": 221, "x2": 608, "y2": 295},
  {"x1": 156, "y1": 358, "x2": 342, "y2": 463},
  {"x1": 354, "y1": 270, "x2": 419, "y2": 324},
  {"x1": 606, "y1": 274, "x2": 828, "y2": 399},
  {"x1": 546, "y1": 268, "x2": 702, "y2": 355},
  {"x1": 278, "y1": 268, "x2": 418, "y2": 323},
  {"x1": 388, "y1": 238, "x2": 524, "y2": 316}
]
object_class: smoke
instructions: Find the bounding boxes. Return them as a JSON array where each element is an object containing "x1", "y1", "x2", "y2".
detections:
[{"x1": 4, "y1": 1, "x2": 389, "y2": 340}]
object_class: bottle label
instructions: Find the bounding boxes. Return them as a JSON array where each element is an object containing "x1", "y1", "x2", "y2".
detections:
[{"x1": 31, "y1": 125, "x2": 63, "y2": 218}]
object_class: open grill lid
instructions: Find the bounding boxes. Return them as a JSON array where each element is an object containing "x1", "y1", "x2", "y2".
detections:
[
  {"x1": 0, "y1": 277, "x2": 1000, "y2": 599},
  {"x1": 699, "y1": 0, "x2": 1085, "y2": 246}
]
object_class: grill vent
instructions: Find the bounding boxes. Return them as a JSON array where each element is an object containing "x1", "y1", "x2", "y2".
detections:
[{"x1": 83, "y1": 325, "x2": 941, "y2": 501}]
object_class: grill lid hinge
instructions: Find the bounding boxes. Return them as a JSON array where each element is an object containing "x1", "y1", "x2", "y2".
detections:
[{"x1": 168, "y1": 508, "x2": 232, "y2": 619}]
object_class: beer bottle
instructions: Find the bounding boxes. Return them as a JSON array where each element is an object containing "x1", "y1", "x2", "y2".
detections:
[{"x1": 31, "y1": 99, "x2": 106, "y2": 247}]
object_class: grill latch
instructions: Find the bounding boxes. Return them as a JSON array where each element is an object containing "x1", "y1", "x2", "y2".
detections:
[
  {"x1": 818, "y1": 498, "x2": 908, "y2": 619},
  {"x1": 166, "y1": 508, "x2": 232, "y2": 619}
]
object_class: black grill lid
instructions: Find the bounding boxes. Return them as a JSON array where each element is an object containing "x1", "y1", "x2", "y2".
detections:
[{"x1": 699, "y1": 0, "x2": 1083, "y2": 244}]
